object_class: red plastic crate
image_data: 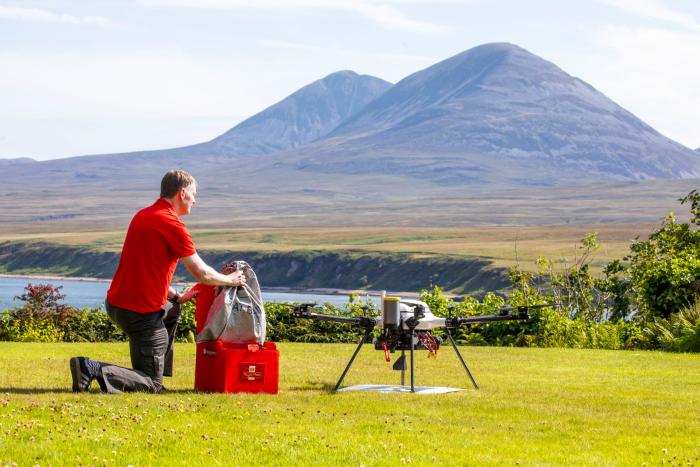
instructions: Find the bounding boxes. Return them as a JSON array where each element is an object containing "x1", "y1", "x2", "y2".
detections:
[
  {"x1": 192, "y1": 282, "x2": 279, "y2": 394},
  {"x1": 195, "y1": 340, "x2": 279, "y2": 394}
]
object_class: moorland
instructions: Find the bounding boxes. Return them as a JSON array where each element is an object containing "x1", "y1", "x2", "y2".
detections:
[{"x1": 0, "y1": 178, "x2": 694, "y2": 293}]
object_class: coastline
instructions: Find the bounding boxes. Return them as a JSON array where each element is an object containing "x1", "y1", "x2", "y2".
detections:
[
  {"x1": 0, "y1": 273, "x2": 111, "y2": 283},
  {"x1": 262, "y1": 286, "x2": 421, "y2": 299},
  {"x1": 0, "y1": 274, "x2": 423, "y2": 298}
]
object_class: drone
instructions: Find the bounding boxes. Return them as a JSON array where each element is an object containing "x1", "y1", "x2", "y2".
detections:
[{"x1": 293, "y1": 296, "x2": 550, "y2": 393}]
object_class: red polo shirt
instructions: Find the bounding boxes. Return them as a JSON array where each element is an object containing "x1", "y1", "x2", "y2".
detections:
[{"x1": 107, "y1": 199, "x2": 196, "y2": 313}]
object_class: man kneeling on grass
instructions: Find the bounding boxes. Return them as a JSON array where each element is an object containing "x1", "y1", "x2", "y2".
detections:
[{"x1": 69, "y1": 169, "x2": 245, "y2": 393}]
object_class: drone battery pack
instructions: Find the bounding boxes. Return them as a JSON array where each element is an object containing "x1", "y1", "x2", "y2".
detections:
[{"x1": 194, "y1": 340, "x2": 279, "y2": 394}]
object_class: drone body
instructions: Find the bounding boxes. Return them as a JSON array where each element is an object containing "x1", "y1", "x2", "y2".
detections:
[{"x1": 376, "y1": 298, "x2": 446, "y2": 330}]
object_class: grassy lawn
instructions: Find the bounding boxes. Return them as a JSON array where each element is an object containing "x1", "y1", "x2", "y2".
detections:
[{"x1": 0, "y1": 342, "x2": 698, "y2": 465}]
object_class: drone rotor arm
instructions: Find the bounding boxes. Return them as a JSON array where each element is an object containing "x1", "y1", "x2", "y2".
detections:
[{"x1": 292, "y1": 304, "x2": 377, "y2": 328}]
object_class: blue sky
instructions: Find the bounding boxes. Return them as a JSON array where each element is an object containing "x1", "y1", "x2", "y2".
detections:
[{"x1": 1, "y1": 0, "x2": 699, "y2": 160}]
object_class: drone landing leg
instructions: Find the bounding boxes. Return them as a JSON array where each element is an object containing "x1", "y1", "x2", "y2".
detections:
[
  {"x1": 334, "y1": 327, "x2": 372, "y2": 392},
  {"x1": 445, "y1": 328, "x2": 479, "y2": 390},
  {"x1": 410, "y1": 329, "x2": 415, "y2": 392}
]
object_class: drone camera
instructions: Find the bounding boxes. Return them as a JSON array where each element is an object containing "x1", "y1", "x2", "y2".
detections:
[{"x1": 413, "y1": 303, "x2": 425, "y2": 320}]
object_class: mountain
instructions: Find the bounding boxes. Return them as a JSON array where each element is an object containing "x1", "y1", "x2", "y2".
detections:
[
  {"x1": 2, "y1": 43, "x2": 699, "y2": 229},
  {"x1": 0, "y1": 157, "x2": 36, "y2": 167},
  {"x1": 266, "y1": 43, "x2": 699, "y2": 186},
  {"x1": 205, "y1": 71, "x2": 391, "y2": 156},
  {"x1": 0, "y1": 70, "x2": 391, "y2": 186}
]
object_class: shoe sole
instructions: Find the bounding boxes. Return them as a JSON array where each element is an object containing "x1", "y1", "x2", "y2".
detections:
[{"x1": 69, "y1": 357, "x2": 84, "y2": 393}]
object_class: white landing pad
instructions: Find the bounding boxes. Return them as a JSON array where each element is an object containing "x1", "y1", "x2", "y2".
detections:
[{"x1": 337, "y1": 384, "x2": 464, "y2": 394}]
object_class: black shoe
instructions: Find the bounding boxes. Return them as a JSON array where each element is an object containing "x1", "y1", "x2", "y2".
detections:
[{"x1": 70, "y1": 357, "x2": 94, "y2": 392}]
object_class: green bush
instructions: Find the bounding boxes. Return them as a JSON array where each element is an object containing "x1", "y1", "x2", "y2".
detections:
[
  {"x1": 175, "y1": 300, "x2": 196, "y2": 343},
  {"x1": 62, "y1": 307, "x2": 126, "y2": 342},
  {"x1": 0, "y1": 283, "x2": 78, "y2": 342},
  {"x1": 515, "y1": 306, "x2": 650, "y2": 350},
  {"x1": 646, "y1": 303, "x2": 700, "y2": 352},
  {"x1": 626, "y1": 191, "x2": 700, "y2": 320},
  {"x1": 265, "y1": 299, "x2": 373, "y2": 343},
  {"x1": 0, "y1": 310, "x2": 63, "y2": 342},
  {"x1": 418, "y1": 279, "x2": 654, "y2": 351}
]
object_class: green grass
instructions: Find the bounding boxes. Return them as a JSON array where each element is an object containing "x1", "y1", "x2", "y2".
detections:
[{"x1": 1, "y1": 343, "x2": 699, "y2": 466}]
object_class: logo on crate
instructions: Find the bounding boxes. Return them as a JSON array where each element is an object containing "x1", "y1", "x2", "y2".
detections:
[{"x1": 240, "y1": 362, "x2": 265, "y2": 382}]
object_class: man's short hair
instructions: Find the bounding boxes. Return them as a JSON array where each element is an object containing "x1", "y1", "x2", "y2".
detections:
[{"x1": 160, "y1": 170, "x2": 196, "y2": 198}]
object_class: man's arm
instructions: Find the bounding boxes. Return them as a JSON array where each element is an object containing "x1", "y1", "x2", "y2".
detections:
[
  {"x1": 180, "y1": 253, "x2": 246, "y2": 287},
  {"x1": 167, "y1": 285, "x2": 199, "y2": 304}
]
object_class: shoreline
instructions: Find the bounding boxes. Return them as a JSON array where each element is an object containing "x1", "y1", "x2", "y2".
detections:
[
  {"x1": 0, "y1": 274, "x2": 423, "y2": 298},
  {"x1": 0, "y1": 273, "x2": 111, "y2": 283},
  {"x1": 263, "y1": 286, "x2": 421, "y2": 299}
]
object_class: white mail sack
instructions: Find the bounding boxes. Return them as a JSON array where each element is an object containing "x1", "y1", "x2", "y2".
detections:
[{"x1": 196, "y1": 261, "x2": 266, "y2": 345}]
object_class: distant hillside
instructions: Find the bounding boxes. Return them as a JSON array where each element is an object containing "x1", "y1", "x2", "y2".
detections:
[
  {"x1": 267, "y1": 43, "x2": 700, "y2": 187},
  {"x1": 0, "y1": 157, "x2": 36, "y2": 167}
]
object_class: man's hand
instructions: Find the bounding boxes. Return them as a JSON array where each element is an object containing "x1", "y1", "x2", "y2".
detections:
[
  {"x1": 226, "y1": 270, "x2": 246, "y2": 287},
  {"x1": 181, "y1": 253, "x2": 247, "y2": 287}
]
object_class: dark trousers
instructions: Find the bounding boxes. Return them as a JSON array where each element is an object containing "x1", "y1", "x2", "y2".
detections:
[{"x1": 98, "y1": 300, "x2": 181, "y2": 393}]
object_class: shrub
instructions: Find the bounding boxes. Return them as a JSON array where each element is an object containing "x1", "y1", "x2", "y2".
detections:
[
  {"x1": 62, "y1": 307, "x2": 126, "y2": 342},
  {"x1": 13, "y1": 283, "x2": 77, "y2": 326},
  {"x1": 0, "y1": 310, "x2": 63, "y2": 342},
  {"x1": 0, "y1": 283, "x2": 80, "y2": 342},
  {"x1": 646, "y1": 302, "x2": 700, "y2": 352},
  {"x1": 417, "y1": 280, "x2": 653, "y2": 351},
  {"x1": 265, "y1": 300, "x2": 373, "y2": 343},
  {"x1": 626, "y1": 191, "x2": 700, "y2": 320},
  {"x1": 175, "y1": 300, "x2": 196, "y2": 343}
]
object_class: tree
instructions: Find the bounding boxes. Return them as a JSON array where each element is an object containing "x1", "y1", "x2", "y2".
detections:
[{"x1": 627, "y1": 191, "x2": 700, "y2": 319}]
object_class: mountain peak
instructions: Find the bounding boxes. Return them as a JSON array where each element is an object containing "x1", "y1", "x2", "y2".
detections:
[
  {"x1": 328, "y1": 42, "x2": 572, "y2": 138},
  {"x1": 443, "y1": 42, "x2": 529, "y2": 64},
  {"x1": 321, "y1": 70, "x2": 359, "y2": 79},
  {"x1": 206, "y1": 70, "x2": 391, "y2": 155},
  {"x1": 307, "y1": 42, "x2": 700, "y2": 184}
]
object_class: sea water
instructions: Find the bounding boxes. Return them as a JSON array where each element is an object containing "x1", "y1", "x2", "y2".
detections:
[{"x1": 0, "y1": 276, "x2": 378, "y2": 310}]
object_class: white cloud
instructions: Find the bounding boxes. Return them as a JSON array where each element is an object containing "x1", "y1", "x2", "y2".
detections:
[
  {"x1": 583, "y1": 25, "x2": 700, "y2": 148},
  {"x1": 0, "y1": 5, "x2": 108, "y2": 25},
  {"x1": 140, "y1": 0, "x2": 446, "y2": 33},
  {"x1": 597, "y1": 0, "x2": 700, "y2": 31}
]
